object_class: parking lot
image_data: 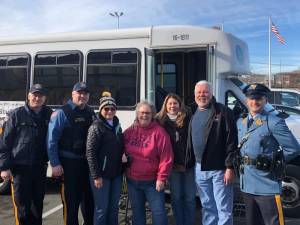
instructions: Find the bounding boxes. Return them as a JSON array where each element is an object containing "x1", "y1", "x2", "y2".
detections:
[{"x1": 1, "y1": 180, "x2": 300, "y2": 225}]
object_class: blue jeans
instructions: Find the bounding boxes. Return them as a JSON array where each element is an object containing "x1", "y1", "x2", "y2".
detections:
[
  {"x1": 169, "y1": 167, "x2": 196, "y2": 225},
  {"x1": 90, "y1": 175, "x2": 122, "y2": 225},
  {"x1": 195, "y1": 163, "x2": 233, "y2": 225},
  {"x1": 127, "y1": 178, "x2": 168, "y2": 225}
]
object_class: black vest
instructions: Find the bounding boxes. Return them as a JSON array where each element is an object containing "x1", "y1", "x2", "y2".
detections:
[{"x1": 58, "y1": 104, "x2": 94, "y2": 156}]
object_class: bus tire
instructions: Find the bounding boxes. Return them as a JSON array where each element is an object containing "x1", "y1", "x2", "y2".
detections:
[
  {"x1": 282, "y1": 164, "x2": 300, "y2": 218},
  {"x1": 0, "y1": 178, "x2": 11, "y2": 195}
]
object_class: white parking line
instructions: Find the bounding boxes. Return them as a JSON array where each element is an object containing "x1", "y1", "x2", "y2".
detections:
[{"x1": 42, "y1": 204, "x2": 63, "y2": 218}]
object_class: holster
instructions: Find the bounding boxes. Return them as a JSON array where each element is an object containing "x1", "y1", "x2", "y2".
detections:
[
  {"x1": 232, "y1": 150, "x2": 242, "y2": 177},
  {"x1": 270, "y1": 148, "x2": 286, "y2": 180}
]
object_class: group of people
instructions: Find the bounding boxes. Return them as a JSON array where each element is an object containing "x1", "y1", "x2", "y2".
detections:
[{"x1": 0, "y1": 80, "x2": 299, "y2": 225}]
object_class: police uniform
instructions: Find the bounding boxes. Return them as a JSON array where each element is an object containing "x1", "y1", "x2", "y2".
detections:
[
  {"x1": 0, "y1": 84, "x2": 52, "y2": 225},
  {"x1": 236, "y1": 84, "x2": 300, "y2": 225},
  {"x1": 47, "y1": 82, "x2": 95, "y2": 225}
]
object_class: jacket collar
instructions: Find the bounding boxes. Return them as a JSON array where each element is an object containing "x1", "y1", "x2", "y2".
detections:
[{"x1": 246, "y1": 111, "x2": 267, "y2": 132}]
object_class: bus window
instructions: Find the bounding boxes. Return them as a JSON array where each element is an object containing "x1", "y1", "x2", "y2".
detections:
[
  {"x1": 225, "y1": 90, "x2": 246, "y2": 120},
  {"x1": 86, "y1": 49, "x2": 139, "y2": 108},
  {"x1": 156, "y1": 64, "x2": 176, "y2": 93},
  {"x1": 34, "y1": 51, "x2": 82, "y2": 106},
  {"x1": 0, "y1": 54, "x2": 29, "y2": 101}
]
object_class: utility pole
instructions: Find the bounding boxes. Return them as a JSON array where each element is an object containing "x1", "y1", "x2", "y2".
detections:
[{"x1": 109, "y1": 12, "x2": 124, "y2": 29}]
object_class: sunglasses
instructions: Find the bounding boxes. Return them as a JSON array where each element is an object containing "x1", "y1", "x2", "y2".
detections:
[{"x1": 103, "y1": 107, "x2": 116, "y2": 112}]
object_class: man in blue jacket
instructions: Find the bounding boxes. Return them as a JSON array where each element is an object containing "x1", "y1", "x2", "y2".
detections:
[
  {"x1": 237, "y1": 83, "x2": 300, "y2": 225},
  {"x1": 47, "y1": 82, "x2": 95, "y2": 225},
  {"x1": 0, "y1": 84, "x2": 52, "y2": 225}
]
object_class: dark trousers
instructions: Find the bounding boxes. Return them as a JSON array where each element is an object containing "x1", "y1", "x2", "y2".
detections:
[
  {"x1": 60, "y1": 157, "x2": 94, "y2": 225},
  {"x1": 242, "y1": 192, "x2": 285, "y2": 225},
  {"x1": 11, "y1": 164, "x2": 47, "y2": 225}
]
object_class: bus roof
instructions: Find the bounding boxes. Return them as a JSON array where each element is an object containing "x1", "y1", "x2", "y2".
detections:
[
  {"x1": 0, "y1": 25, "x2": 250, "y2": 75},
  {"x1": 0, "y1": 25, "x2": 240, "y2": 47}
]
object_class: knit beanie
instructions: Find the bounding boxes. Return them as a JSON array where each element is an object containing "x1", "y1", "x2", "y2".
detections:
[{"x1": 99, "y1": 91, "x2": 117, "y2": 112}]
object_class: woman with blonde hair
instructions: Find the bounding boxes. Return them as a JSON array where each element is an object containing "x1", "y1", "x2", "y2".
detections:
[{"x1": 156, "y1": 93, "x2": 196, "y2": 225}]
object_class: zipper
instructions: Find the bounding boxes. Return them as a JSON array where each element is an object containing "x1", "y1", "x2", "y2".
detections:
[{"x1": 102, "y1": 156, "x2": 107, "y2": 171}]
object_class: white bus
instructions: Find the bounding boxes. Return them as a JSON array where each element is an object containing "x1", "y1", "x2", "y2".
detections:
[{"x1": 0, "y1": 25, "x2": 299, "y2": 217}]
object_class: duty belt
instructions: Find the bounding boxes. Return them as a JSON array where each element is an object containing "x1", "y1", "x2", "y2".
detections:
[
  {"x1": 241, "y1": 156, "x2": 257, "y2": 165},
  {"x1": 241, "y1": 155, "x2": 271, "y2": 171}
]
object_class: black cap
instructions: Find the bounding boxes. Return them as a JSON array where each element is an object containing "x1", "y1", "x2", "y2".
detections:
[
  {"x1": 73, "y1": 82, "x2": 90, "y2": 93},
  {"x1": 29, "y1": 84, "x2": 47, "y2": 95},
  {"x1": 243, "y1": 83, "x2": 270, "y2": 99}
]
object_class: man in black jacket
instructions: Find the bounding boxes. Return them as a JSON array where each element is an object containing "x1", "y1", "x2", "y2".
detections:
[
  {"x1": 189, "y1": 80, "x2": 237, "y2": 225},
  {"x1": 0, "y1": 84, "x2": 52, "y2": 225}
]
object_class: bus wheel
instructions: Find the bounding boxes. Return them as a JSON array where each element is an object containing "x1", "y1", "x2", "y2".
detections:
[
  {"x1": 0, "y1": 178, "x2": 11, "y2": 195},
  {"x1": 282, "y1": 164, "x2": 300, "y2": 218}
]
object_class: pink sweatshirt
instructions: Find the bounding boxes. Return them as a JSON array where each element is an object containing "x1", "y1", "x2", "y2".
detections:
[{"x1": 124, "y1": 121, "x2": 173, "y2": 182}]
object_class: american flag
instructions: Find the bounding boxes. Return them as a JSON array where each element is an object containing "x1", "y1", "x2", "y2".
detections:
[{"x1": 271, "y1": 22, "x2": 286, "y2": 45}]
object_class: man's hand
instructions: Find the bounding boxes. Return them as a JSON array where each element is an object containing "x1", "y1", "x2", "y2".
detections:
[
  {"x1": 94, "y1": 177, "x2": 103, "y2": 189},
  {"x1": 51, "y1": 165, "x2": 64, "y2": 177},
  {"x1": 224, "y1": 168, "x2": 234, "y2": 185},
  {"x1": 156, "y1": 180, "x2": 165, "y2": 192},
  {"x1": 0, "y1": 170, "x2": 12, "y2": 181}
]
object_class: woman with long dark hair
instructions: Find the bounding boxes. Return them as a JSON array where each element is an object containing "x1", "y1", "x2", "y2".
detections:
[{"x1": 156, "y1": 93, "x2": 196, "y2": 225}]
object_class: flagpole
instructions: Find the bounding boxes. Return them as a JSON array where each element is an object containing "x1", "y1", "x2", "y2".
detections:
[{"x1": 268, "y1": 17, "x2": 272, "y2": 88}]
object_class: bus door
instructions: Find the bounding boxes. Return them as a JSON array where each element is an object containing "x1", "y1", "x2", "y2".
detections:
[{"x1": 152, "y1": 48, "x2": 207, "y2": 111}]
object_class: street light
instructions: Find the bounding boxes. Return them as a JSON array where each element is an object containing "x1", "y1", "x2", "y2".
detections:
[{"x1": 109, "y1": 11, "x2": 124, "y2": 29}]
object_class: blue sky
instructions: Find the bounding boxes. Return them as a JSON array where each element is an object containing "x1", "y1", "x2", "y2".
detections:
[{"x1": 0, "y1": 0, "x2": 299, "y2": 74}]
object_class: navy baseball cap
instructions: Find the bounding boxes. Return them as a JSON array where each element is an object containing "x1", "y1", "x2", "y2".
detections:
[
  {"x1": 73, "y1": 82, "x2": 90, "y2": 93},
  {"x1": 29, "y1": 84, "x2": 47, "y2": 95},
  {"x1": 243, "y1": 83, "x2": 270, "y2": 99}
]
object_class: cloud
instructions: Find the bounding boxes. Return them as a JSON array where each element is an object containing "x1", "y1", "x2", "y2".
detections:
[{"x1": 0, "y1": 0, "x2": 299, "y2": 73}]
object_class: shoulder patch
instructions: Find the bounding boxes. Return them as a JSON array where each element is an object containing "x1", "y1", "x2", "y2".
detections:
[{"x1": 51, "y1": 111, "x2": 58, "y2": 119}]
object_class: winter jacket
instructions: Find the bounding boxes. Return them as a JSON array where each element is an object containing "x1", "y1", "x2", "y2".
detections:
[
  {"x1": 0, "y1": 104, "x2": 52, "y2": 170},
  {"x1": 124, "y1": 121, "x2": 173, "y2": 182},
  {"x1": 161, "y1": 113, "x2": 195, "y2": 170},
  {"x1": 187, "y1": 97, "x2": 238, "y2": 170},
  {"x1": 86, "y1": 115, "x2": 124, "y2": 179},
  {"x1": 47, "y1": 100, "x2": 95, "y2": 167}
]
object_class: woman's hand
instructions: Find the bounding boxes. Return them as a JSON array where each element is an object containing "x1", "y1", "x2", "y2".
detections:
[
  {"x1": 51, "y1": 165, "x2": 64, "y2": 177},
  {"x1": 122, "y1": 153, "x2": 128, "y2": 163},
  {"x1": 156, "y1": 180, "x2": 165, "y2": 192},
  {"x1": 94, "y1": 177, "x2": 103, "y2": 189}
]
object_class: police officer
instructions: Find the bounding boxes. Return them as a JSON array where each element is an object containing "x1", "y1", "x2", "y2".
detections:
[
  {"x1": 0, "y1": 84, "x2": 52, "y2": 225},
  {"x1": 237, "y1": 83, "x2": 300, "y2": 225},
  {"x1": 47, "y1": 82, "x2": 95, "y2": 225}
]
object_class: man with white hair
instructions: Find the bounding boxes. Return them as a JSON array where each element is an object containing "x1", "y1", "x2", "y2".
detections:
[{"x1": 187, "y1": 80, "x2": 237, "y2": 225}]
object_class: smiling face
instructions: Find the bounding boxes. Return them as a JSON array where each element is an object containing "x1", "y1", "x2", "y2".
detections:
[
  {"x1": 166, "y1": 97, "x2": 180, "y2": 116},
  {"x1": 194, "y1": 83, "x2": 213, "y2": 109},
  {"x1": 72, "y1": 90, "x2": 89, "y2": 108},
  {"x1": 101, "y1": 105, "x2": 116, "y2": 120},
  {"x1": 27, "y1": 92, "x2": 46, "y2": 111},
  {"x1": 246, "y1": 96, "x2": 267, "y2": 116},
  {"x1": 137, "y1": 104, "x2": 153, "y2": 127}
]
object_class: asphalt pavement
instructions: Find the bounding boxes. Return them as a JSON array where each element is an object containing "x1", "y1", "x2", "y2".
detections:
[{"x1": 1, "y1": 180, "x2": 300, "y2": 225}]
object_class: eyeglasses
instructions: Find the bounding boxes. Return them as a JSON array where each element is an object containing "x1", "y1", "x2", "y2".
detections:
[
  {"x1": 103, "y1": 107, "x2": 116, "y2": 112},
  {"x1": 138, "y1": 111, "x2": 152, "y2": 115}
]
